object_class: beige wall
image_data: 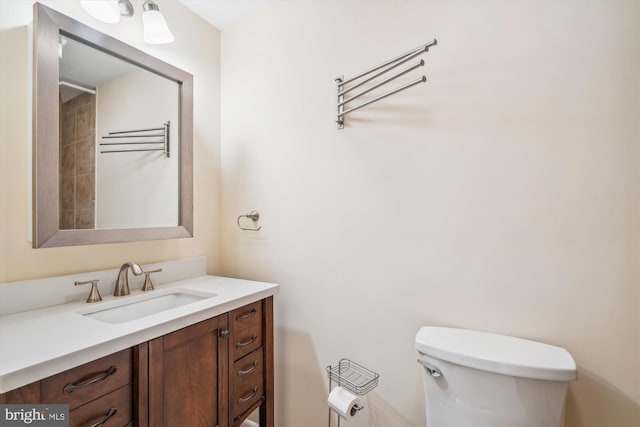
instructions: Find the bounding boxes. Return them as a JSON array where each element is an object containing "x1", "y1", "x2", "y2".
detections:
[
  {"x1": 1, "y1": 0, "x2": 638, "y2": 425},
  {"x1": 220, "y1": 1, "x2": 640, "y2": 426},
  {"x1": 0, "y1": 0, "x2": 221, "y2": 281}
]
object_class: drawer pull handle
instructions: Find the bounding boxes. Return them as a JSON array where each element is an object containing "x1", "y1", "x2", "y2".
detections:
[
  {"x1": 238, "y1": 361, "x2": 259, "y2": 376},
  {"x1": 236, "y1": 335, "x2": 257, "y2": 348},
  {"x1": 63, "y1": 366, "x2": 117, "y2": 393},
  {"x1": 238, "y1": 386, "x2": 259, "y2": 405},
  {"x1": 236, "y1": 308, "x2": 257, "y2": 321},
  {"x1": 87, "y1": 408, "x2": 117, "y2": 427}
]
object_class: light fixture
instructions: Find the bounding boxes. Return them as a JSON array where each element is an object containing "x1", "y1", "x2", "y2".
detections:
[
  {"x1": 142, "y1": 0, "x2": 174, "y2": 44},
  {"x1": 118, "y1": 0, "x2": 134, "y2": 17},
  {"x1": 79, "y1": 0, "x2": 174, "y2": 45},
  {"x1": 80, "y1": 0, "x2": 121, "y2": 24}
]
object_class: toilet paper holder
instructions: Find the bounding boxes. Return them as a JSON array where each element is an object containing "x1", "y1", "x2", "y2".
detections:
[
  {"x1": 344, "y1": 400, "x2": 364, "y2": 416},
  {"x1": 326, "y1": 358, "x2": 379, "y2": 427}
]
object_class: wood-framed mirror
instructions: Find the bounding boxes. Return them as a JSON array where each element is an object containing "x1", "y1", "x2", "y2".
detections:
[{"x1": 32, "y1": 3, "x2": 193, "y2": 248}]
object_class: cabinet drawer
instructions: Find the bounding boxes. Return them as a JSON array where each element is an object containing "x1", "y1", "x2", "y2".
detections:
[
  {"x1": 42, "y1": 348, "x2": 132, "y2": 409},
  {"x1": 230, "y1": 301, "x2": 262, "y2": 360},
  {"x1": 69, "y1": 384, "x2": 132, "y2": 427},
  {"x1": 231, "y1": 358, "x2": 264, "y2": 422},
  {"x1": 232, "y1": 347, "x2": 263, "y2": 398}
]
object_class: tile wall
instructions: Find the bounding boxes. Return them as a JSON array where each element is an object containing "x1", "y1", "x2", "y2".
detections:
[{"x1": 59, "y1": 92, "x2": 96, "y2": 229}]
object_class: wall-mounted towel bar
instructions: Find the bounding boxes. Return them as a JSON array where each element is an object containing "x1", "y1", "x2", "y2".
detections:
[
  {"x1": 100, "y1": 121, "x2": 170, "y2": 156},
  {"x1": 237, "y1": 210, "x2": 262, "y2": 231},
  {"x1": 336, "y1": 40, "x2": 437, "y2": 129}
]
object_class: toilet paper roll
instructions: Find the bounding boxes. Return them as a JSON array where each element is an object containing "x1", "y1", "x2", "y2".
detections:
[{"x1": 327, "y1": 386, "x2": 363, "y2": 418}]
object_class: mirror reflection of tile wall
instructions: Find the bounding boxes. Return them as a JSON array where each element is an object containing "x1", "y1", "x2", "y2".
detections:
[{"x1": 59, "y1": 92, "x2": 96, "y2": 229}]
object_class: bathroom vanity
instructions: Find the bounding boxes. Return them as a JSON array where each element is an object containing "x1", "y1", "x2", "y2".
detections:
[{"x1": 0, "y1": 262, "x2": 278, "y2": 427}]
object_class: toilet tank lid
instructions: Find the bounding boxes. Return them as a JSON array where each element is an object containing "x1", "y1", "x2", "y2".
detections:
[{"x1": 415, "y1": 327, "x2": 576, "y2": 381}]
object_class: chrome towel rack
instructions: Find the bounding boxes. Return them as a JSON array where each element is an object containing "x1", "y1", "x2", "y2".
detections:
[
  {"x1": 336, "y1": 40, "x2": 437, "y2": 129},
  {"x1": 100, "y1": 121, "x2": 170, "y2": 157},
  {"x1": 237, "y1": 210, "x2": 262, "y2": 231}
]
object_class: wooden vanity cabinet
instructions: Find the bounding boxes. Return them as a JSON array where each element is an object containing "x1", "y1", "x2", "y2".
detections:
[
  {"x1": 0, "y1": 296, "x2": 274, "y2": 427},
  {"x1": 137, "y1": 297, "x2": 274, "y2": 427}
]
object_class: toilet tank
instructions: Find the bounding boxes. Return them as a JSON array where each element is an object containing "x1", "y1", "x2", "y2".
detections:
[{"x1": 415, "y1": 327, "x2": 577, "y2": 427}]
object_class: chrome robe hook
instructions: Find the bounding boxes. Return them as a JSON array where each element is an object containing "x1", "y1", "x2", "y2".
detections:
[{"x1": 237, "y1": 210, "x2": 262, "y2": 231}]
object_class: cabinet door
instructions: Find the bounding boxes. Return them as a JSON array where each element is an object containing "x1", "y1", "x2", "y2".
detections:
[{"x1": 148, "y1": 317, "x2": 222, "y2": 427}]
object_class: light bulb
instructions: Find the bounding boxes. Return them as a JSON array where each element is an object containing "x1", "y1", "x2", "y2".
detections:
[
  {"x1": 80, "y1": 0, "x2": 121, "y2": 24},
  {"x1": 142, "y1": 1, "x2": 174, "y2": 44}
]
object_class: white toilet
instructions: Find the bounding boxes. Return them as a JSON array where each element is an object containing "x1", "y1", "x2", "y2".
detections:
[{"x1": 415, "y1": 327, "x2": 577, "y2": 427}]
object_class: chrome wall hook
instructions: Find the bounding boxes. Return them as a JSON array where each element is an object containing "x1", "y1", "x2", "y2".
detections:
[{"x1": 237, "y1": 210, "x2": 262, "y2": 231}]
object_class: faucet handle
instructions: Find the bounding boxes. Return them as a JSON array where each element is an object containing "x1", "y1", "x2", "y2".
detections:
[
  {"x1": 75, "y1": 279, "x2": 102, "y2": 303},
  {"x1": 141, "y1": 268, "x2": 162, "y2": 292}
]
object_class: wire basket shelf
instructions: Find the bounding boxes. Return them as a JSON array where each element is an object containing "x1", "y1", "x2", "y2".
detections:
[{"x1": 326, "y1": 358, "x2": 379, "y2": 396}]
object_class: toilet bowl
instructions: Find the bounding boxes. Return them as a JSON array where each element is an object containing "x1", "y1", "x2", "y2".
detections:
[{"x1": 415, "y1": 327, "x2": 576, "y2": 427}]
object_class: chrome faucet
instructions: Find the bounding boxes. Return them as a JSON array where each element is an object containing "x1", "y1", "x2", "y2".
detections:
[{"x1": 114, "y1": 261, "x2": 143, "y2": 296}]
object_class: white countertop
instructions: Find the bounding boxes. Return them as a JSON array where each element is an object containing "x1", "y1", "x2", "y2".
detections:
[{"x1": 0, "y1": 275, "x2": 279, "y2": 393}]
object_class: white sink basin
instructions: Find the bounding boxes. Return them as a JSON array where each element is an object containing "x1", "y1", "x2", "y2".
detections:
[{"x1": 79, "y1": 289, "x2": 217, "y2": 324}]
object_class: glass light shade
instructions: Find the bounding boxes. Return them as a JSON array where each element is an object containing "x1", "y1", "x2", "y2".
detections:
[
  {"x1": 143, "y1": 10, "x2": 174, "y2": 44},
  {"x1": 80, "y1": 0, "x2": 121, "y2": 24}
]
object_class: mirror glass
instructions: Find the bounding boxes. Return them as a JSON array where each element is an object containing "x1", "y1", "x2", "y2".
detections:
[
  {"x1": 58, "y1": 36, "x2": 179, "y2": 230},
  {"x1": 33, "y1": 3, "x2": 193, "y2": 248}
]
